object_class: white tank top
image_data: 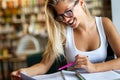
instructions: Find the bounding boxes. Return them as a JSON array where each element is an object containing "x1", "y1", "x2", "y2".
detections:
[{"x1": 65, "y1": 17, "x2": 108, "y2": 64}]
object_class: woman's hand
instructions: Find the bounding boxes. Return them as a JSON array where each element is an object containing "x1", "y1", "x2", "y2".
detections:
[
  {"x1": 74, "y1": 54, "x2": 97, "y2": 72},
  {"x1": 11, "y1": 68, "x2": 27, "y2": 80}
]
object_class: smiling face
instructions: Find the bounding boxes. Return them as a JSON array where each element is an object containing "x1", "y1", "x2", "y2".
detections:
[
  {"x1": 49, "y1": 0, "x2": 85, "y2": 29},
  {"x1": 54, "y1": 1, "x2": 78, "y2": 28}
]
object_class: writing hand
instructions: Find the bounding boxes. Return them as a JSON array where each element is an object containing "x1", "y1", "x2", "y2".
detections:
[{"x1": 74, "y1": 54, "x2": 96, "y2": 72}]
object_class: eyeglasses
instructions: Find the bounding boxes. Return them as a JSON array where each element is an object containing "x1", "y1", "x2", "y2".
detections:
[{"x1": 55, "y1": 1, "x2": 78, "y2": 22}]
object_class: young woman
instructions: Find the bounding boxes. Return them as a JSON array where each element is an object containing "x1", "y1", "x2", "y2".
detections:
[{"x1": 11, "y1": 0, "x2": 120, "y2": 79}]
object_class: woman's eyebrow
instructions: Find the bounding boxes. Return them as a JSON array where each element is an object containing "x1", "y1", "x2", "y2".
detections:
[{"x1": 57, "y1": 8, "x2": 68, "y2": 15}]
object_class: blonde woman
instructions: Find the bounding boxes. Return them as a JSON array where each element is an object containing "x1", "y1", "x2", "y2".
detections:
[{"x1": 11, "y1": 0, "x2": 120, "y2": 80}]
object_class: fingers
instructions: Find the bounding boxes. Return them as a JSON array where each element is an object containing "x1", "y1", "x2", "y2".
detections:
[
  {"x1": 75, "y1": 54, "x2": 88, "y2": 59},
  {"x1": 74, "y1": 54, "x2": 88, "y2": 68},
  {"x1": 11, "y1": 76, "x2": 22, "y2": 80},
  {"x1": 76, "y1": 59, "x2": 87, "y2": 65},
  {"x1": 11, "y1": 70, "x2": 22, "y2": 80}
]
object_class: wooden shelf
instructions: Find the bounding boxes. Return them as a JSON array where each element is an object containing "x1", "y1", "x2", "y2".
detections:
[
  {"x1": 86, "y1": 0, "x2": 111, "y2": 18},
  {"x1": 0, "y1": 0, "x2": 46, "y2": 57}
]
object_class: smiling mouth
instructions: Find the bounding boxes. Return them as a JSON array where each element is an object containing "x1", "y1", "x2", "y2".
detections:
[{"x1": 68, "y1": 18, "x2": 76, "y2": 26}]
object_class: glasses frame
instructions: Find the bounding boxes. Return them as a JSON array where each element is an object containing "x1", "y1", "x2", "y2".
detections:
[{"x1": 55, "y1": 1, "x2": 78, "y2": 22}]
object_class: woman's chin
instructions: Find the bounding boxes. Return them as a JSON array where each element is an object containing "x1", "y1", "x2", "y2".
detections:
[{"x1": 71, "y1": 25, "x2": 76, "y2": 29}]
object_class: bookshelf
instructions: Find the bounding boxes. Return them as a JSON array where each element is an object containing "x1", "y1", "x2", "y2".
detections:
[
  {"x1": 0, "y1": 0, "x2": 46, "y2": 56},
  {"x1": 86, "y1": 0, "x2": 112, "y2": 19},
  {"x1": 0, "y1": 0, "x2": 112, "y2": 57}
]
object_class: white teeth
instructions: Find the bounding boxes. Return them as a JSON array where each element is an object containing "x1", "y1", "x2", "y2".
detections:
[
  {"x1": 69, "y1": 19, "x2": 74, "y2": 24},
  {"x1": 70, "y1": 20, "x2": 73, "y2": 23}
]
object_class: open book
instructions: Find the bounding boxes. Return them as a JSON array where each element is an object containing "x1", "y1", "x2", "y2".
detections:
[
  {"x1": 21, "y1": 70, "x2": 78, "y2": 80},
  {"x1": 21, "y1": 70, "x2": 120, "y2": 80}
]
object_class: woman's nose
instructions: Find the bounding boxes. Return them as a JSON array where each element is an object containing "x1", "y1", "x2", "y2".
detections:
[{"x1": 63, "y1": 17, "x2": 71, "y2": 23}]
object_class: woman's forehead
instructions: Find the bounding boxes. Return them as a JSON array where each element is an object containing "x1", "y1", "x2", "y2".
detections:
[
  {"x1": 55, "y1": 1, "x2": 75, "y2": 10},
  {"x1": 54, "y1": 2, "x2": 67, "y2": 13},
  {"x1": 54, "y1": 1, "x2": 72, "y2": 14},
  {"x1": 51, "y1": 0, "x2": 74, "y2": 5}
]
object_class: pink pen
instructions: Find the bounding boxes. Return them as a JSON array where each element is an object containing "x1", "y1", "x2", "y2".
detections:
[{"x1": 58, "y1": 61, "x2": 75, "y2": 70}]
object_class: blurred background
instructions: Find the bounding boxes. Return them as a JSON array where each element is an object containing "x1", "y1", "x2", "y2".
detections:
[{"x1": 0, "y1": 0, "x2": 119, "y2": 80}]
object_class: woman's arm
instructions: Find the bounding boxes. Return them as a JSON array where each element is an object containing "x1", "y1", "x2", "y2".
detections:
[
  {"x1": 24, "y1": 55, "x2": 56, "y2": 76},
  {"x1": 93, "y1": 17, "x2": 120, "y2": 72},
  {"x1": 74, "y1": 17, "x2": 120, "y2": 73},
  {"x1": 103, "y1": 17, "x2": 120, "y2": 57},
  {"x1": 11, "y1": 54, "x2": 56, "y2": 80}
]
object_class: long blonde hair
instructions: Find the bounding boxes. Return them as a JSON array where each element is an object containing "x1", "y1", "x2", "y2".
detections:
[
  {"x1": 44, "y1": 0, "x2": 67, "y2": 60},
  {"x1": 44, "y1": 0, "x2": 92, "y2": 60}
]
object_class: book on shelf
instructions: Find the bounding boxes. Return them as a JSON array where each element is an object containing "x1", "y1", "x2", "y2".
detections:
[{"x1": 21, "y1": 70, "x2": 120, "y2": 80}]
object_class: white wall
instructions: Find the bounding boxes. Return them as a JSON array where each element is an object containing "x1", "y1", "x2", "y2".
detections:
[{"x1": 111, "y1": 0, "x2": 120, "y2": 34}]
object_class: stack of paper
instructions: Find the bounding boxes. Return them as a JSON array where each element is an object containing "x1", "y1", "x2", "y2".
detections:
[
  {"x1": 21, "y1": 70, "x2": 120, "y2": 80},
  {"x1": 21, "y1": 70, "x2": 78, "y2": 80},
  {"x1": 81, "y1": 70, "x2": 120, "y2": 80}
]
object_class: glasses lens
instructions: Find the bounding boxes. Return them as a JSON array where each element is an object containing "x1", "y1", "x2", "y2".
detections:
[
  {"x1": 64, "y1": 10, "x2": 73, "y2": 17},
  {"x1": 55, "y1": 10, "x2": 73, "y2": 22},
  {"x1": 55, "y1": 16, "x2": 64, "y2": 22},
  {"x1": 55, "y1": 1, "x2": 76, "y2": 22}
]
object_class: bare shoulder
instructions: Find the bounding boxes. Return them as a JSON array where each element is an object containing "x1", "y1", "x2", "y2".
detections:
[
  {"x1": 102, "y1": 17, "x2": 120, "y2": 57},
  {"x1": 101, "y1": 17, "x2": 116, "y2": 32},
  {"x1": 102, "y1": 17, "x2": 111, "y2": 21},
  {"x1": 101, "y1": 17, "x2": 120, "y2": 44},
  {"x1": 102, "y1": 17, "x2": 113, "y2": 26}
]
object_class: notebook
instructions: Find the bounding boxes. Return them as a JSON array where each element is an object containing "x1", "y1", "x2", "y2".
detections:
[
  {"x1": 21, "y1": 70, "x2": 78, "y2": 80},
  {"x1": 21, "y1": 70, "x2": 120, "y2": 80}
]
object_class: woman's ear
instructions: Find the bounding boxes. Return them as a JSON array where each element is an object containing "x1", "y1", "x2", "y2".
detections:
[{"x1": 78, "y1": 0, "x2": 84, "y2": 7}]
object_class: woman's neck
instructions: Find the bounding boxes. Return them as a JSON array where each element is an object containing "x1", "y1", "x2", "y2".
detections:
[{"x1": 75, "y1": 16, "x2": 95, "y2": 33}]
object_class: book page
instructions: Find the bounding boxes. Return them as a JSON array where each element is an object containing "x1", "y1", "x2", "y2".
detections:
[
  {"x1": 21, "y1": 72, "x2": 64, "y2": 80},
  {"x1": 33, "y1": 72, "x2": 64, "y2": 80},
  {"x1": 20, "y1": 72, "x2": 35, "y2": 80},
  {"x1": 81, "y1": 70, "x2": 120, "y2": 80},
  {"x1": 62, "y1": 70, "x2": 78, "y2": 80},
  {"x1": 21, "y1": 70, "x2": 120, "y2": 80},
  {"x1": 114, "y1": 70, "x2": 120, "y2": 74},
  {"x1": 21, "y1": 70, "x2": 78, "y2": 80}
]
